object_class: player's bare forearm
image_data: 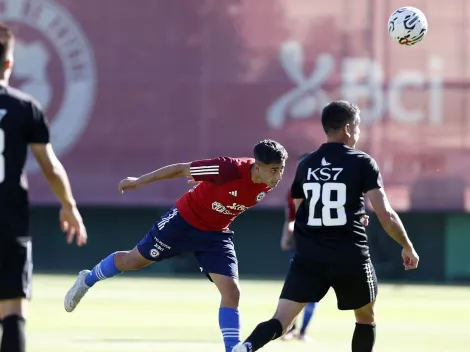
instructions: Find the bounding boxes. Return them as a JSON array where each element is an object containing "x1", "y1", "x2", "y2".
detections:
[
  {"x1": 367, "y1": 188, "x2": 413, "y2": 249},
  {"x1": 43, "y1": 164, "x2": 76, "y2": 208},
  {"x1": 31, "y1": 143, "x2": 76, "y2": 208},
  {"x1": 379, "y1": 210, "x2": 413, "y2": 249},
  {"x1": 135, "y1": 163, "x2": 191, "y2": 185}
]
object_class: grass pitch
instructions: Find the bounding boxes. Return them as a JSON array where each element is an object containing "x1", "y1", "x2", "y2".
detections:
[{"x1": 27, "y1": 274, "x2": 470, "y2": 351}]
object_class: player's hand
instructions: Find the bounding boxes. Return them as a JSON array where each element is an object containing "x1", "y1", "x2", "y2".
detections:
[
  {"x1": 118, "y1": 177, "x2": 140, "y2": 194},
  {"x1": 60, "y1": 205, "x2": 87, "y2": 247},
  {"x1": 187, "y1": 176, "x2": 200, "y2": 185},
  {"x1": 401, "y1": 246, "x2": 419, "y2": 270},
  {"x1": 363, "y1": 215, "x2": 370, "y2": 226},
  {"x1": 280, "y1": 233, "x2": 292, "y2": 251}
]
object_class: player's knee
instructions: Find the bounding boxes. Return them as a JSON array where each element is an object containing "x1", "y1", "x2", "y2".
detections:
[
  {"x1": 0, "y1": 298, "x2": 28, "y2": 319},
  {"x1": 354, "y1": 301, "x2": 375, "y2": 324},
  {"x1": 114, "y1": 249, "x2": 150, "y2": 271},
  {"x1": 218, "y1": 280, "x2": 240, "y2": 308},
  {"x1": 220, "y1": 286, "x2": 240, "y2": 308}
]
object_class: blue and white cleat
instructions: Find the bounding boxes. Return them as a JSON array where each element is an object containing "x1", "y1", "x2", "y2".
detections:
[{"x1": 64, "y1": 270, "x2": 90, "y2": 312}]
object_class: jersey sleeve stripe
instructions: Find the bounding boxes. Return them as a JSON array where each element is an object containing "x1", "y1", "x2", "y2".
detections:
[
  {"x1": 191, "y1": 171, "x2": 219, "y2": 175},
  {"x1": 191, "y1": 170, "x2": 219, "y2": 175},
  {"x1": 190, "y1": 165, "x2": 220, "y2": 170}
]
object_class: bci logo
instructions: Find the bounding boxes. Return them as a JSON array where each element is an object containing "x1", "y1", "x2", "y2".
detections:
[{"x1": 267, "y1": 41, "x2": 443, "y2": 129}]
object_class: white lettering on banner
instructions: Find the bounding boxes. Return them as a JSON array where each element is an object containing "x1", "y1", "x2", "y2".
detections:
[
  {"x1": 0, "y1": 0, "x2": 97, "y2": 173},
  {"x1": 267, "y1": 40, "x2": 444, "y2": 128}
]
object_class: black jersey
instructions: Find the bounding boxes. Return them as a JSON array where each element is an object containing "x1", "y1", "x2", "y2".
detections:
[
  {"x1": 291, "y1": 142, "x2": 383, "y2": 263},
  {"x1": 0, "y1": 84, "x2": 49, "y2": 231}
]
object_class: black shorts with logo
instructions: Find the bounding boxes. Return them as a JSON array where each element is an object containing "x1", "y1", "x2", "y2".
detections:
[
  {"x1": 280, "y1": 255, "x2": 378, "y2": 310},
  {"x1": 0, "y1": 224, "x2": 33, "y2": 300}
]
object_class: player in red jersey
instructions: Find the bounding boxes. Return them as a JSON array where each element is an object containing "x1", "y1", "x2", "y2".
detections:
[
  {"x1": 280, "y1": 154, "x2": 318, "y2": 342},
  {"x1": 64, "y1": 139, "x2": 288, "y2": 352}
]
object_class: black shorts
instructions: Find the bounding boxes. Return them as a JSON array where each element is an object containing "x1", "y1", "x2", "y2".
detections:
[
  {"x1": 280, "y1": 256, "x2": 378, "y2": 310},
  {"x1": 0, "y1": 237, "x2": 33, "y2": 300}
]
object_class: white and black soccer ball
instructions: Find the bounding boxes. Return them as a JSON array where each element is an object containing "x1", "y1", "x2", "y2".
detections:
[{"x1": 388, "y1": 6, "x2": 428, "y2": 46}]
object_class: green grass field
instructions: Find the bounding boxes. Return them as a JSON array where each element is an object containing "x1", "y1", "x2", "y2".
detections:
[{"x1": 27, "y1": 274, "x2": 469, "y2": 352}]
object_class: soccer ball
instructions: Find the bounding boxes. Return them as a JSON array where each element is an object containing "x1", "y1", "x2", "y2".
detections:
[{"x1": 388, "y1": 6, "x2": 428, "y2": 46}]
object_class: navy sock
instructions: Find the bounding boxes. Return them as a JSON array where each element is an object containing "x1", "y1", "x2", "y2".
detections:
[
  {"x1": 352, "y1": 323, "x2": 376, "y2": 352},
  {"x1": 85, "y1": 252, "x2": 122, "y2": 287},
  {"x1": 1, "y1": 315, "x2": 25, "y2": 352},
  {"x1": 300, "y1": 302, "x2": 317, "y2": 334},
  {"x1": 243, "y1": 319, "x2": 283, "y2": 351},
  {"x1": 219, "y1": 308, "x2": 241, "y2": 352}
]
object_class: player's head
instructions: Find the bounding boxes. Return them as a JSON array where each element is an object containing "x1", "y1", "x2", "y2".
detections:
[
  {"x1": 253, "y1": 139, "x2": 288, "y2": 188},
  {"x1": 0, "y1": 23, "x2": 14, "y2": 81},
  {"x1": 321, "y1": 100, "x2": 361, "y2": 147}
]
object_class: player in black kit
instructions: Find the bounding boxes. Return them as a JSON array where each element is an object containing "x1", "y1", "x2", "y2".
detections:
[
  {"x1": 0, "y1": 24, "x2": 87, "y2": 352},
  {"x1": 232, "y1": 100, "x2": 419, "y2": 352}
]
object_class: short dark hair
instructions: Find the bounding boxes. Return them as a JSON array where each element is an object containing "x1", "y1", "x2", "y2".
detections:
[
  {"x1": 321, "y1": 100, "x2": 360, "y2": 134},
  {"x1": 253, "y1": 139, "x2": 288, "y2": 164},
  {"x1": 0, "y1": 23, "x2": 13, "y2": 63}
]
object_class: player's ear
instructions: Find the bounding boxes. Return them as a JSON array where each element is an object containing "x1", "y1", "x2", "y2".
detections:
[{"x1": 344, "y1": 123, "x2": 352, "y2": 138}]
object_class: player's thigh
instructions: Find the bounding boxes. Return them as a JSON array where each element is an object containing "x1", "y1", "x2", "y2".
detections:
[
  {"x1": 194, "y1": 233, "x2": 238, "y2": 280},
  {"x1": 0, "y1": 237, "x2": 33, "y2": 310},
  {"x1": 136, "y1": 207, "x2": 190, "y2": 262},
  {"x1": 280, "y1": 257, "x2": 330, "y2": 304},
  {"x1": 331, "y1": 259, "x2": 378, "y2": 311}
]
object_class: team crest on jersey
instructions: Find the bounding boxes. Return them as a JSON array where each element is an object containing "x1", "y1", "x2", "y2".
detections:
[
  {"x1": 149, "y1": 248, "x2": 160, "y2": 258},
  {"x1": 256, "y1": 192, "x2": 266, "y2": 202},
  {"x1": 0, "y1": 0, "x2": 97, "y2": 173}
]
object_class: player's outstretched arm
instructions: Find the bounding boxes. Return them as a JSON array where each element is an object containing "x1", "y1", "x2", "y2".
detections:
[
  {"x1": 367, "y1": 188, "x2": 419, "y2": 270},
  {"x1": 118, "y1": 162, "x2": 191, "y2": 193},
  {"x1": 31, "y1": 143, "x2": 87, "y2": 247}
]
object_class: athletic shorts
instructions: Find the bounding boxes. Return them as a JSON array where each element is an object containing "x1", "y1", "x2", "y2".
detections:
[
  {"x1": 137, "y1": 207, "x2": 238, "y2": 281},
  {"x1": 280, "y1": 255, "x2": 377, "y2": 310},
  {"x1": 0, "y1": 235, "x2": 33, "y2": 300}
]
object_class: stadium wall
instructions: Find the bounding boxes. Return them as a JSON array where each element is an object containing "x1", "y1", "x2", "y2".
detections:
[{"x1": 30, "y1": 206, "x2": 469, "y2": 284}]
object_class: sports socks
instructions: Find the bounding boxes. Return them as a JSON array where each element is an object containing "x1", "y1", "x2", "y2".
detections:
[
  {"x1": 85, "y1": 252, "x2": 122, "y2": 287},
  {"x1": 299, "y1": 302, "x2": 317, "y2": 335},
  {"x1": 352, "y1": 323, "x2": 376, "y2": 352},
  {"x1": 1, "y1": 315, "x2": 25, "y2": 352},
  {"x1": 242, "y1": 318, "x2": 283, "y2": 351},
  {"x1": 219, "y1": 308, "x2": 241, "y2": 352}
]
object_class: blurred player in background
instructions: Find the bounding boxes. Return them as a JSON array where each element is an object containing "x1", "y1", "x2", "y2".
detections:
[
  {"x1": 280, "y1": 153, "x2": 317, "y2": 342},
  {"x1": 233, "y1": 101, "x2": 419, "y2": 352},
  {"x1": 0, "y1": 24, "x2": 87, "y2": 352},
  {"x1": 64, "y1": 140, "x2": 288, "y2": 352}
]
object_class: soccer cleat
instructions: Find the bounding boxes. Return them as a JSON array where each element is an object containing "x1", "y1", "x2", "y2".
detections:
[
  {"x1": 281, "y1": 330, "x2": 296, "y2": 341},
  {"x1": 231, "y1": 343, "x2": 250, "y2": 352},
  {"x1": 297, "y1": 333, "x2": 312, "y2": 342},
  {"x1": 64, "y1": 270, "x2": 91, "y2": 312}
]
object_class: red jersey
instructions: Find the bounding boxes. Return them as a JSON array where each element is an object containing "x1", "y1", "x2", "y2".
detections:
[
  {"x1": 286, "y1": 189, "x2": 296, "y2": 222},
  {"x1": 176, "y1": 157, "x2": 272, "y2": 232}
]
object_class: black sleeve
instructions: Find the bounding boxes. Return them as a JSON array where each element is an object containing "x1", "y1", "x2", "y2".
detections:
[
  {"x1": 362, "y1": 156, "x2": 384, "y2": 193},
  {"x1": 27, "y1": 100, "x2": 50, "y2": 144},
  {"x1": 290, "y1": 163, "x2": 305, "y2": 199}
]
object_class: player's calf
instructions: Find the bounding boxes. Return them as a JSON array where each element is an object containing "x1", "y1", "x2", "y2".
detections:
[
  {"x1": 0, "y1": 299, "x2": 27, "y2": 352},
  {"x1": 352, "y1": 300, "x2": 376, "y2": 352},
  {"x1": 210, "y1": 274, "x2": 242, "y2": 352},
  {"x1": 85, "y1": 248, "x2": 152, "y2": 288},
  {"x1": 233, "y1": 299, "x2": 306, "y2": 352}
]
